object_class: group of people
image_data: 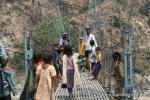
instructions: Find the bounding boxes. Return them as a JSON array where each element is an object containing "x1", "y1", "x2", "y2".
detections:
[
  {"x1": 54, "y1": 24, "x2": 125, "y2": 99},
  {"x1": 23, "y1": 44, "x2": 80, "y2": 100},
  {"x1": 0, "y1": 24, "x2": 125, "y2": 100},
  {"x1": 27, "y1": 24, "x2": 102, "y2": 100},
  {"x1": 79, "y1": 25, "x2": 101, "y2": 80}
]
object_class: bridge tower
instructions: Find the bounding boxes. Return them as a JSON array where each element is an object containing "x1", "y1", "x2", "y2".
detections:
[{"x1": 124, "y1": 27, "x2": 134, "y2": 100}]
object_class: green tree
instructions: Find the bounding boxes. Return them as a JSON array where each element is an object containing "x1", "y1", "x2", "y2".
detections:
[
  {"x1": 62, "y1": 16, "x2": 78, "y2": 46},
  {"x1": 32, "y1": 14, "x2": 78, "y2": 51},
  {"x1": 32, "y1": 14, "x2": 64, "y2": 51}
]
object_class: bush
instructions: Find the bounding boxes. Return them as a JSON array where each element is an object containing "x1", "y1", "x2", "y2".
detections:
[
  {"x1": 62, "y1": 16, "x2": 78, "y2": 47},
  {"x1": 110, "y1": 16, "x2": 120, "y2": 28},
  {"x1": 139, "y1": 1, "x2": 150, "y2": 16},
  {"x1": 79, "y1": 5, "x2": 88, "y2": 14},
  {"x1": 32, "y1": 14, "x2": 63, "y2": 51},
  {"x1": 15, "y1": 42, "x2": 24, "y2": 51},
  {"x1": 143, "y1": 63, "x2": 150, "y2": 70},
  {"x1": 32, "y1": 14, "x2": 78, "y2": 51}
]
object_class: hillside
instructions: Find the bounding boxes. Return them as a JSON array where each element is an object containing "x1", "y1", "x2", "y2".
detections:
[
  {"x1": 0, "y1": 0, "x2": 150, "y2": 99},
  {"x1": 1, "y1": 0, "x2": 150, "y2": 48},
  {"x1": 1, "y1": 0, "x2": 149, "y2": 70}
]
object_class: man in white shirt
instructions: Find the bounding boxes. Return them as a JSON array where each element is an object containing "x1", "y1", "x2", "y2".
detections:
[{"x1": 84, "y1": 25, "x2": 97, "y2": 73}]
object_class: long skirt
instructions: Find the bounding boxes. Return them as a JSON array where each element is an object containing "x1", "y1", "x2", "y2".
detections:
[{"x1": 67, "y1": 69, "x2": 74, "y2": 89}]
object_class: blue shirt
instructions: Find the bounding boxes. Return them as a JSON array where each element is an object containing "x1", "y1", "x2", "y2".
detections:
[
  {"x1": 59, "y1": 38, "x2": 69, "y2": 46},
  {"x1": 0, "y1": 68, "x2": 17, "y2": 97}
]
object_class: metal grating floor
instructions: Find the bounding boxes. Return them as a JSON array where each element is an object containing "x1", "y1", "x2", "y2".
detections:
[{"x1": 55, "y1": 72, "x2": 109, "y2": 100}]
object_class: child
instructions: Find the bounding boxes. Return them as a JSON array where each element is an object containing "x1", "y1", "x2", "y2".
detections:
[
  {"x1": 0, "y1": 58, "x2": 17, "y2": 100},
  {"x1": 90, "y1": 40, "x2": 96, "y2": 74},
  {"x1": 35, "y1": 52, "x2": 57, "y2": 100},
  {"x1": 57, "y1": 48, "x2": 63, "y2": 76},
  {"x1": 62, "y1": 46, "x2": 80, "y2": 97},
  {"x1": 19, "y1": 50, "x2": 44, "y2": 100},
  {"x1": 52, "y1": 44, "x2": 62, "y2": 82},
  {"x1": 32, "y1": 50, "x2": 44, "y2": 77},
  {"x1": 79, "y1": 37, "x2": 86, "y2": 59},
  {"x1": 90, "y1": 47, "x2": 102, "y2": 80}
]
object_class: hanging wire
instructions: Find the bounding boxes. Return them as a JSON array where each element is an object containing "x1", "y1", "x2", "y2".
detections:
[
  {"x1": 47, "y1": 0, "x2": 65, "y2": 38},
  {"x1": 86, "y1": 0, "x2": 95, "y2": 27},
  {"x1": 55, "y1": 0, "x2": 65, "y2": 34}
]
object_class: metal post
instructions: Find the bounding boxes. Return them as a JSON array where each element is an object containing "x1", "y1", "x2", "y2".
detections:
[
  {"x1": 24, "y1": 32, "x2": 33, "y2": 100},
  {"x1": 124, "y1": 28, "x2": 133, "y2": 100},
  {"x1": 24, "y1": 32, "x2": 33, "y2": 78}
]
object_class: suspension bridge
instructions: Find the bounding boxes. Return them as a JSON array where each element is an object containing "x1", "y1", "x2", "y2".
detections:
[
  {"x1": 55, "y1": 72, "x2": 109, "y2": 100},
  {"x1": 0, "y1": 0, "x2": 150, "y2": 100},
  {"x1": 16, "y1": 0, "x2": 137, "y2": 100},
  {"x1": 23, "y1": 0, "x2": 135, "y2": 100}
]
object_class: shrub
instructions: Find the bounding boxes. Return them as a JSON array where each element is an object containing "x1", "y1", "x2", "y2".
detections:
[
  {"x1": 32, "y1": 14, "x2": 78, "y2": 51},
  {"x1": 79, "y1": 5, "x2": 88, "y2": 14},
  {"x1": 32, "y1": 14, "x2": 63, "y2": 51}
]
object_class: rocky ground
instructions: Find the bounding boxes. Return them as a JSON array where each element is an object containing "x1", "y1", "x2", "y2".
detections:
[{"x1": 134, "y1": 74, "x2": 150, "y2": 99}]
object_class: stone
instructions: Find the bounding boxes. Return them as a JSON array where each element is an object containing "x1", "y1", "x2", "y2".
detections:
[{"x1": 134, "y1": 74, "x2": 143, "y2": 84}]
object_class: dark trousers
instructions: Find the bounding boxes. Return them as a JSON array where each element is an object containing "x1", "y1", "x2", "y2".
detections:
[
  {"x1": 68, "y1": 88, "x2": 73, "y2": 93},
  {"x1": 85, "y1": 50, "x2": 91, "y2": 72},
  {"x1": 67, "y1": 69, "x2": 74, "y2": 89},
  {"x1": 0, "y1": 95, "x2": 11, "y2": 100},
  {"x1": 92, "y1": 63, "x2": 101, "y2": 79}
]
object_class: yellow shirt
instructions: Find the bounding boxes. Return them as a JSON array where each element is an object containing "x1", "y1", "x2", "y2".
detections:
[
  {"x1": 79, "y1": 41, "x2": 86, "y2": 56},
  {"x1": 35, "y1": 65, "x2": 56, "y2": 100},
  {"x1": 96, "y1": 52, "x2": 102, "y2": 63}
]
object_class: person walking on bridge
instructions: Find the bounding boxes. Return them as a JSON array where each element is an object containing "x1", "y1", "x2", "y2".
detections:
[
  {"x1": 84, "y1": 25, "x2": 97, "y2": 73},
  {"x1": 52, "y1": 44, "x2": 62, "y2": 82},
  {"x1": 78, "y1": 37, "x2": 86, "y2": 59},
  {"x1": 90, "y1": 47, "x2": 102, "y2": 80},
  {"x1": 59, "y1": 32, "x2": 70, "y2": 47},
  {"x1": 19, "y1": 50, "x2": 44, "y2": 100},
  {"x1": 62, "y1": 46, "x2": 81, "y2": 98},
  {"x1": 35, "y1": 52, "x2": 57, "y2": 100}
]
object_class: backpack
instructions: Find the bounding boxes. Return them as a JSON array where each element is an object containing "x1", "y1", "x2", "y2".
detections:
[
  {"x1": 0, "y1": 70, "x2": 4, "y2": 94},
  {"x1": 0, "y1": 69, "x2": 11, "y2": 95},
  {"x1": 0, "y1": 43, "x2": 9, "y2": 95}
]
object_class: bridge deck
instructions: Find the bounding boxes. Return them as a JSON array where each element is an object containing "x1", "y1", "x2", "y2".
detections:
[{"x1": 55, "y1": 72, "x2": 110, "y2": 100}]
